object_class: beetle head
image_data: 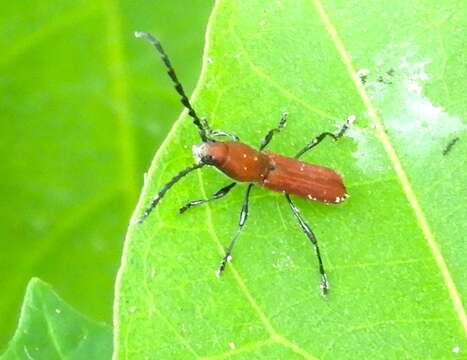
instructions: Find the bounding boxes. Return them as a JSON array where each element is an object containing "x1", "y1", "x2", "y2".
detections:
[{"x1": 192, "y1": 142, "x2": 227, "y2": 166}]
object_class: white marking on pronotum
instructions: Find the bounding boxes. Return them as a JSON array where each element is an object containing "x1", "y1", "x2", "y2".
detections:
[
  {"x1": 229, "y1": 342, "x2": 236, "y2": 350},
  {"x1": 242, "y1": 153, "x2": 247, "y2": 158}
]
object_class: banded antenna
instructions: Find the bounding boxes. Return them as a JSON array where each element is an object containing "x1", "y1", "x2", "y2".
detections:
[{"x1": 135, "y1": 31, "x2": 209, "y2": 142}]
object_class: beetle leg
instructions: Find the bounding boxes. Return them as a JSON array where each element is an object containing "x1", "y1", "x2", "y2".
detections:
[
  {"x1": 294, "y1": 115, "x2": 355, "y2": 159},
  {"x1": 285, "y1": 194, "x2": 329, "y2": 296},
  {"x1": 200, "y1": 117, "x2": 240, "y2": 141},
  {"x1": 209, "y1": 130, "x2": 240, "y2": 142},
  {"x1": 179, "y1": 182, "x2": 237, "y2": 213},
  {"x1": 259, "y1": 112, "x2": 288, "y2": 150},
  {"x1": 216, "y1": 184, "x2": 254, "y2": 276}
]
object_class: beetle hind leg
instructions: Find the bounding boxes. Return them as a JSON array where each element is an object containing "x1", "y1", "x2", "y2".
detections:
[
  {"x1": 259, "y1": 112, "x2": 288, "y2": 151},
  {"x1": 294, "y1": 115, "x2": 355, "y2": 159}
]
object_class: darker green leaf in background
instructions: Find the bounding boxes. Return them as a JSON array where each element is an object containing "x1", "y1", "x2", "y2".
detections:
[
  {"x1": 1, "y1": 278, "x2": 112, "y2": 360},
  {"x1": 0, "y1": 0, "x2": 213, "y2": 349}
]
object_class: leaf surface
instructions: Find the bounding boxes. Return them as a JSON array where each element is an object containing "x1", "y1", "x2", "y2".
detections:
[
  {"x1": 1, "y1": 278, "x2": 112, "y2": 360},
  {"x1": 115, "y1": 0, "x2": 467, "y2": 358}
]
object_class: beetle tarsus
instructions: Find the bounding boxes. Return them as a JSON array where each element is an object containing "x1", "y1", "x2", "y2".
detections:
[
  {"x1": 179, "y1": 200, "x2": 203, "y2": 214},
  {"x1": 320, "y1": 274, "x2": 330, "y2": 297},
  {"x1": 216, "y1": 255, "x2": 230, "y2": 277}
]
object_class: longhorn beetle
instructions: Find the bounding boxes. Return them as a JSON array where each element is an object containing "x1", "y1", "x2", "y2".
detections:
[{"x1": 135, "y1": 31, "x2": 355, "y2": 295}]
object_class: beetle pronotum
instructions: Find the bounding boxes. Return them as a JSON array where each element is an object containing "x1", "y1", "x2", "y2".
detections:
[{"x1": 135, "y1": 31, "x2": 355, "y2": 295}]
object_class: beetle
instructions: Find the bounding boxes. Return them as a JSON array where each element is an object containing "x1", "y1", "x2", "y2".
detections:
[{"x1": 135, "y1": 31, "x2": 354, "y2": 295}]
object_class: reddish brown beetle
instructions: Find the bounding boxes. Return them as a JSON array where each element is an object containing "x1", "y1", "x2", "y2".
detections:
[{"x1": 135, "y1": 31, "x2": 354, "y2": 295}]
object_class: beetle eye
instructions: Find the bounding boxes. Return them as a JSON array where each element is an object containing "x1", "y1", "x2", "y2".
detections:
[{"x1": 202, "y1": 155, "x2": 216, "y2": 164}]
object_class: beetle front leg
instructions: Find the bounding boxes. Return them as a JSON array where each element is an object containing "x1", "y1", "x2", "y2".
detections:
[
  {"x1": 179, "y1": 182, "x2": 237, "y2": 213},
  {"x1": 209, "y1": 130, "x2": 240, "y2": 142}
]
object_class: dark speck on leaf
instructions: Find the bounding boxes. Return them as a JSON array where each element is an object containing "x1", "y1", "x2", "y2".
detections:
[{"x1": 442, "y1": 137, "x2": 459, "y2": 156}]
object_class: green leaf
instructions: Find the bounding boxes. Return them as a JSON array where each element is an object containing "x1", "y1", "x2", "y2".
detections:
[
  {"x1": 1, "y1": 278, "x2": 111, "y2": 360},
  {"x1": 0, "y1": 0, "x2": 212, "y2": 347},
  {"x1": 115, "y1": 0, "x2": 467, "y2": 358}
]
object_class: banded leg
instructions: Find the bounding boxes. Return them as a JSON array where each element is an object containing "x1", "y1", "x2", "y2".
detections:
[
  {"x1": 210, "y1": 130, "x2": 240, "y2": 142},
  {"x1": 179, "y1": 182, "x2": 237, "y2": 213},
  {"x1": 137, "y1": 163, "x2": 205, "y2": 223},
  {"x1": 285, "y1": 194, "x2": 329, "y2": 295},
  {"x1": 135, "y1": 31, "x2": 209, "y2": 142},
  {"x1": 295, "y1": 115, "x2": 355, "y2": 159},
  {"x1": 216, "y1": 184, "x2": 254, "y2": 276},
  {"x1": 259, "y1": 112, "x2": 288, "y2": 150}
]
